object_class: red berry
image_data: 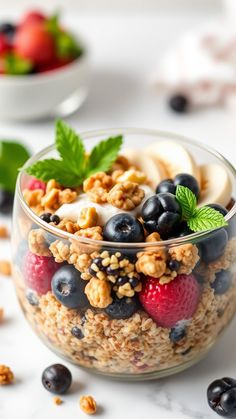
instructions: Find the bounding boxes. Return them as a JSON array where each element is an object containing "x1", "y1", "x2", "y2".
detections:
[
  {"x1": 24, "y1": 251, "x2": 61, "y2": 295},
  {"x1": 0, "y1": 34, "x2": 10, "y2": 54},
  {"x1": 139, "y1": 274, "x2": 200, "y2": 328},
  {"x1": 20, "y1": 10, "x2": 46, "y2": 28},
  {"x1": 15, "y1": 24, "x2": 55, "y2": 66},
  {"x1": 28, "y1": 178, "x2": 46, "y2": 191},
  {"x1": 38, "y1": 58, "x2": 74, "y2": 73}
]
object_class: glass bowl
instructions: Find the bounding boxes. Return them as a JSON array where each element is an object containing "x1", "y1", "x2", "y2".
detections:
[{"x1": 12, "y1": 128, "x2": 236, "y2": 380}]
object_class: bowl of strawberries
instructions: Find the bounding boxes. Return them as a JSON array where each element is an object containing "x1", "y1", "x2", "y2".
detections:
[{"x1": 0, "y1": 10, "x2": 89, "y2": 120}]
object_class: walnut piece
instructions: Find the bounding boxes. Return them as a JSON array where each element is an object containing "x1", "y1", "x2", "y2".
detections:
[
  {"x1": 83, "y1": 172, "x2": 113, "y2": 203},
  {"x1": 41, "y1": 188, "x2": 60, "y2": 211},
  {"x1": 78, "y1": 207, "x2": 98, "y2": 229},
  {"x1": 136, "y1": 249, "x2": 167, "y2": 278},
  {"x1": 0, "y1": 365, "x2": 14, "y2": 385},
  {"x1": 169, "y1": 243, "x2": 199, "y2": 275},
  {"x1": 23, "y1": 189, "x2": 44, "y2": 214},
  {"x1": 85, "y1": 278, "x2": 112, "y2": 308},
  {"x1": 50, "y1": 240, "x2": 70, "y2": 263},
  {"x1": 56, "y1": 218, "x2": 80, "y2": 234},
  {"x1": 117, "y1": 169, "x2": 147, "y2": 184},
  {"x1": 107, "y1": 181, "x2": 145, "y2": 210},
  {"x1": 79, "y1": 395, "x2": 97, "y2": 415},
  {"x1": 59, "y1": 188, "x2": 77, "y2": 205},
  {"x1": 28, "y1": 229, "x2": 51, "y2": 257},
  {"x1": 145, "y1": 232, "x2": 161, "y2": 242},
  {"x1": 0, "y1": 307, "x2": 4, "y2": 323},
  {"x1": 75, "y1": 226, "x2": 103, "y2": 241},
  {"x1": 0, "y1": 260, "x2": 12, "y2": 276},
  {"x1": 0, "y1": 225, "x2": 9, "y2": 238}
]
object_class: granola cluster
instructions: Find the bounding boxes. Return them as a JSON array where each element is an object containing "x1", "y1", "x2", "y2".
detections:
[
  {"x1": 79, "y1": 395, "x2": 97, "y2": 415},
  {"x1": 83, "y1": 172, "x2": 114, "y2": 203},
  {"x1": 0, "y1": 365, "x2": 14, "y2": 385},
  {"x1": 107, "y1": 181, "x2": 145, "y2": 210}
]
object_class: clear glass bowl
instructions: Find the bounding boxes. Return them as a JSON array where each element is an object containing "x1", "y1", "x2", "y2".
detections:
[{"x1": 12, "y1": 128, "x2": 236, "y2": 380}]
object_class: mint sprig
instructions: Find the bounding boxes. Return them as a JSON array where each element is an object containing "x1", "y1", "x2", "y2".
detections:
[
  {"x1": 25, "y1": 120, "x2": 123, "y2": 188},
  {"x1": 5, "y1": 54, "x2": 33, "y2": 76},
  {"x1": 176, "y1": 185, "x2": 228, "y2": 232},
  {"x1": 0, "y1": 141, "x2": 30, "y2": 192}
]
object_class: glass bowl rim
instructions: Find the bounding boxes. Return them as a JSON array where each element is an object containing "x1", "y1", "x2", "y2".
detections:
[{"x1": 16, "y1": 127, "x2": 236, "y2": 249}]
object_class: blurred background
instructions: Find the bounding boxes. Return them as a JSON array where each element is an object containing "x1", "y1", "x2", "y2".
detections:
[{"x1": 0, "y1": 0, "x2": 234, "y2": 162}]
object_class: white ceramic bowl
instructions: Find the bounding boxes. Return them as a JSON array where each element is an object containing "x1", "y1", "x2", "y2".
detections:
[{"x1": 0, "y1": 52, "x2": 89, "y2": 121}]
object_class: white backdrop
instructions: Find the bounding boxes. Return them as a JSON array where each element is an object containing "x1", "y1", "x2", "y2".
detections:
[{"x1": 0, "y1": 0, "x2": 222, "y2": 14}]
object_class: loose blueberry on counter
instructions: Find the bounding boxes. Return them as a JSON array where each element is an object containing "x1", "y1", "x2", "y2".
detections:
[
  {"x1": 200, "y1": 229, "x2": 228, "y2": 264},
  {"x1": 211, "y1": 270, "x2": 232, "y2": 295},
  {"x1": 0, "y1": 189, "x2": 14, "y2": 214},
  {"x1": 71, "y1": 326, "x2": 84, "y2": 340},
  {"x1": 42, "y1": 364, "x2": 72, "y2": 395},
  {"x1": 141, "y1": 193, "x2": 181, "y2": 239},
  {"x1": 169, "y1": 326, "x2": 186, "y2": 343},
  {"x1": 52, "y1": 265, "x2": 89, "y2": 309},
  {"x1": 0, "y1": 22, "x2": 16, "y2": 41},
  {"x1": 168, "y1": 94, "x2": 189, "y2": 113},
  {"x1": 207, "y1": 203, "x2": 228, "y2": 217},
  {"x1": 174, "y1": 173, "x2": 200, "y2": 200},
  {"x1": 103, "y1": 213, "x2": 145, "y2": 243},
  {"x1": 207, "y1": 377, "x2": 236, "y2": 417},
  {"x1": 156, "y1": 179, "x2": 176, "y2": 195},
  {"x1": 105, "y1": 295, "x2": 139, "y2": 319}
]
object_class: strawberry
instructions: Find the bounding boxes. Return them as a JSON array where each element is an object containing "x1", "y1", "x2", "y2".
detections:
[
  {"x1": 0, "y1": 34, "x2": 10, "y2": 55},
  {"x1": 15, "y1": 24, "x2": 55, "y2": 66},
  {"x1": 20, "y1": 11, "x2": 46, "y2": 28},
  {"x1": 28, "y1": 178, "x2": 46, "y2": 192},
  {"x1": 24, "y1": 251, "x2": 61, "y2": 295},
  {"x1": 139, "y1": 274, "x2": 200, "y2": 328}
]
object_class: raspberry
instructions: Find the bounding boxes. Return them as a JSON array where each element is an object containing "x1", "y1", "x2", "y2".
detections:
[
  {"x1": 139, "y1": 274, "x2": 200, "y2": 328},
  {"x1": 0, "y1": 34, "x2": 10, "y2": 55},
  {"x1": 28, "y1": 178, "x2": 46, "y2": 191},
  {"x1": 23, "y1": 251, "x2": 61, "y2": 295}
]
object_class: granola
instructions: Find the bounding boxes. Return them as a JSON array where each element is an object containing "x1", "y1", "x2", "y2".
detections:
[
  {"x1": 107, "y1": 181, "x2": 145, "y2": 210},
  {"x1": 83, "y1": 172, "x2": 113, "y2": 203},
  {"x1": 79, "y1": 395, "x2": 97, "y2": 415},
  {"x1": 0, "y1": 365, "x2": 14, "y2": 385}
]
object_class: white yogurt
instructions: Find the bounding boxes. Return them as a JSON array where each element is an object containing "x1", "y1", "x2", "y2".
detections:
[{"x1": 56, "y1": 184, "x2": 155, "y2": 226}]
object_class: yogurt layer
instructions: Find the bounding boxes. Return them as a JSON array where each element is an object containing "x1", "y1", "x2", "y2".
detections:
[{"x1": 56, "y1": 184, "x2": 155, "y2": 226}]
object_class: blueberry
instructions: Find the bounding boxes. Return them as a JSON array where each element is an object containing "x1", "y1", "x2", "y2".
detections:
[
  {"x1": 129, "y1": 277, "x2": 140, "y2": 288},
  {"x1": 117, "y1": 276, "x2": 129, "y2": 286},
  {"x1": 0, "y1": 189, "x2": 14, "y2": 214},
  {"x1": 207, "y1": 203, "x2": 228, "y2": 217},
  {"x1": 156, "y1": 179, "x2": 176, "y2": 195},
  {"x1": 106, "y1": 266, "x2": 120, "y2": 276},
  {"x1": 42, "y1": 364, "x2": 72, "y2": 395},
  {"x1": 142, "y1": 193, "x2": 181, "y2": 239},
  {"x1": 71, "y1": 326, "x2": 84, "y2": 340},
  {"x1": 174, "y1": 173, "x2": 200, "y2": 200},
  {"x1": 169, "y1": 94, "x2": 189, "y2": 113},
  {"x1": 103, "y1": 214, "x2": 145, "y2": 243},
  {"x1": 40, "y1": 213, "x2": 52, "y2": 223},
  {"x1": 105, "y1": 296, "x2": 139, "y2": 319},
  {"x1": 207, "y1": 377, "x2": 236, "y2": 417},
  {"x1": 211, "y1": 270, "x2": 231, "y2": 295},
  {"x1": 0, "y1": 22, "x2": 16, "y2": 40},
  {"x1": 169, "y1": 326, "x2": 186, "y2": 343},
  {"x1": 50, "y1": 214, "x2": 60, "y2": 225},
  {"x1": 26, "y1": 289, "x2": 39, "y2": 306},
  {"x1": 52, "y1": 265, "x2": 89, "y2": 309},
  {"x1": 91, "y1": 257, "x2": 106, "y2": 271},
  {"x1": 168, "y1": 260, "x2": 180, "y2": 271},
  {"x1": 200, "y1": 229, "x2": 228, "y2": 264},
  {"x1": 174, "y1": 221, "x2": 192, "y2": 237}
]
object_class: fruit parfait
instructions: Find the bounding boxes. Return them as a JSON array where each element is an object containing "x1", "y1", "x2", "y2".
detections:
[
  {"x1": 0, "y1": 10, "x2": 83, "y2": 75},
  {"x1": 12, "y1": 123, "x2": 236, "y2": 379}
]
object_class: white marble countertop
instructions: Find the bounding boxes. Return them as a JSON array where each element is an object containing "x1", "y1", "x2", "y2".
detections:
[{"x1": 1, "y1": 9, "x2": 236, "y2": 419}]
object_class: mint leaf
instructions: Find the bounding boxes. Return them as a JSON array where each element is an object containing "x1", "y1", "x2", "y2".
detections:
[
  {"x1": 86, "y1": 136, "x2": 123, "y2": 177},
  {"x1": 176, "y1": 185, "x2": 197, "y2": 219},
  {"x1": 5, "y1": 54, "x2": 33, "y2": 75},
  {"x1": 25, "y1": 159, "x2": 82, "y2": 187},
  {"x1": 0, "y1": 141, "x2": 30, "y2": 192},
  {"x1": 56, "y1": 120, "x2": 86, "y2": 176},
  {"x1": 57, "y1": 32, "x2": 83, "y2": 59},
  {"x1": 187, "y1": 206, "x2": 228, "y2": 232},
  {"x1": 45, "y1": 13, "x2": 60, "y2": 36}
]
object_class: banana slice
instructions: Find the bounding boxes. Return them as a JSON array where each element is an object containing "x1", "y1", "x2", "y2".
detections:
[
  {"x1": 198, "y1": 163, "x2": 232, "y2": 207},
  {"x1": 145, "y1": 141, "x2": 200, "y2": 183},
  {"x1": 122, "y1": 149, "x2": 166, "y2": 189}
]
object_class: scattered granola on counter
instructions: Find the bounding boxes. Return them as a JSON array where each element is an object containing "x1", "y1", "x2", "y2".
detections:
[
  {"x1": 0, "y1": 365, "x2": 14, "y2": 385},
  {"x1": 0, "y1": 260, "x2": 12, "y2": 276},
  {"x1": 79, "y1": 395, "x2": 97, "y2": 415}
]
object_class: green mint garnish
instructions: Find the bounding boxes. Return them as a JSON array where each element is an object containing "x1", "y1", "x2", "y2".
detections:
[
  {"x1": 25, "y1": 120, "x2": 123, "y2": 188},
  {"x1": 0, "y1": 141, "x2": 30, "y2": 192},
  {"x1": 176, "y1": 185, "x2": 228, "y2": 232},
  {"x1": 5, "y1": 54, "x2": 33, "y2": 75},
  {"x1": 46, "y1": 13, "x2": 83, "y2": 59}
]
